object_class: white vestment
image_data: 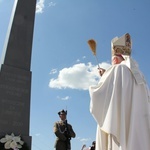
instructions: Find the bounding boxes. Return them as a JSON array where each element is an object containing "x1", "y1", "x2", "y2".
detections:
[{"x1": 89, "y1": 58, "x2": 150, "y2": 150}]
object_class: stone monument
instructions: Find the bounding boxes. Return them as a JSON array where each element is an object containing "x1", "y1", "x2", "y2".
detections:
[{"x1": 0, "y1": 0, "x2": 36, "y2": 149}]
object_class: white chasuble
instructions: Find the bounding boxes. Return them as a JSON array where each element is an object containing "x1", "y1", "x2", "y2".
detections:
[{"x1": 89, "y1": 63, "x2": 150, "y2": 150}]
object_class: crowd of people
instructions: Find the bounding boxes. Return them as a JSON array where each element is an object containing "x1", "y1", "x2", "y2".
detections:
[{"x1": 81, "y1": 141, "x2": 96, "y2": 150}]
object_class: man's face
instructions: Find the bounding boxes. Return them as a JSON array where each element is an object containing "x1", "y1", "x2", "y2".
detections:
[
  {"x1": 59, "y1": 113, "x2": 66, "y2": 121},
  {"x1": 111, "y1": 56, "x2": 117, "y2": 65},
  {"x1": 111, "y1": 55, "x2": 124, "y2": 65}
]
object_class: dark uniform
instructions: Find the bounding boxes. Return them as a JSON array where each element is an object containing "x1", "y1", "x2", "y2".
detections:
[
  {"x1": 89, "y1": 141, "x2": 95, "y2": 150},
  {"x1": 54, "y1": 110, "x2": 76, "y2": 150}
]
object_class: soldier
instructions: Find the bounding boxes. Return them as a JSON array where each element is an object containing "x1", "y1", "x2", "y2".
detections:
[{"x1": 53, "y1": 109, "x2": 76, "y2": 150}]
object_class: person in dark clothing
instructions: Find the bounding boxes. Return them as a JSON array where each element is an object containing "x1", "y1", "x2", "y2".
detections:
[
  {"x1": 53, "y1": 109, "x2": 76, "y2": 150},
  {"x1": 89, "y1": 141, "x2": 95, "y2": 150}
]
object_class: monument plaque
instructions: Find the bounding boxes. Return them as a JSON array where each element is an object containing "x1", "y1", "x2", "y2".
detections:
[{"x1": 0, "y1": 0, "x2": 36, "y2": 149}]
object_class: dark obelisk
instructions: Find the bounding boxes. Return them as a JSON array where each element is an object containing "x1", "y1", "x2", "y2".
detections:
[{"x1": 0, "y1": 0, "x2": 36, "y2": 149}]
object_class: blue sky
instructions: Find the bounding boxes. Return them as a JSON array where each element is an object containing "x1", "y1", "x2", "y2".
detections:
[{"x1": 0, "y1": 0, "x2": 150, "y2": 150}]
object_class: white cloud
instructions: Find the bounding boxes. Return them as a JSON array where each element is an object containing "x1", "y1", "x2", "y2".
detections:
[
  {"x1": 49, "y1": 62, "x2": 111, "y2": 90},
  {"x1": 36, "y1": 0, "x2": 45, "y2": 14},
  {"x1": 48, "y1": 2, "x2": 56, "y2": 7},
  {"x1": 76, "y1": 59, "x2": 80, "y2": 62},
  {"x1": 57, "y1": 96, "x2": 71, "y2": 101},
  {"x1": 99, "y1": 62, "x2": 111, "y2": 70},
  {"x1": 82, "y1": 56, "x2": 86, "y2": 59},
  {"x1": 80, "y1": 138, "x2": 91, "y2": 142},
  {"x1": 76, "y1": 137, "x2": 91, "y2": 143},
  {"x1": 36, "y1": 1, "x2": 56, "y2": 14},
  {"x1": 61, "y1": 96, "x2": 70, "y2": 100},
  {"x1": 76, "y1": 55, "x2": 86, "y2": 62}
]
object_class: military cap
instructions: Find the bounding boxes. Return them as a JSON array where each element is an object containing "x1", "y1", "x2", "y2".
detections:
[
  {"x1": 58, "y1": 109, "x2": 67, "y2": 115},
  {"x1": 111, "y1": 33, "x2": 132, "y2": 56}
]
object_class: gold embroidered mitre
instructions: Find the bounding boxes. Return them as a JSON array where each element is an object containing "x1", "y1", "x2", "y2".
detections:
[{"x1": 111, "y1": 33, "x2": 132, "y2": 56}]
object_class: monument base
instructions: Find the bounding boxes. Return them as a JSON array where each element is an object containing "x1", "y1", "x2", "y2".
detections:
[{"x1": 0, "y1": 133, "x2": 32, "y2": 150}]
